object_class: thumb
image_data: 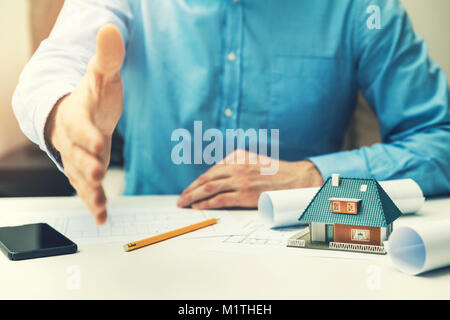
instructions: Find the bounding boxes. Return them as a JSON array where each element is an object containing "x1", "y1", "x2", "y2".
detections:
[{"x1": 90, "y1": 24, "x2": 125, "y2": 77}]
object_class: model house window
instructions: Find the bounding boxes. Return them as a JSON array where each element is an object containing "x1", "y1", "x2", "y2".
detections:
[
  {"x1": 332, "y1": 201, "x2": 340, "y2": 212},
  {"x1": 351, "y1": 229, "x2": 370, "y2": 241},
  {"x1": 347, "y1": 202, "x2": 356, "y2": 213},
  {"x1": 330, "y1": 198, "x2": 360, "y2": 214}
]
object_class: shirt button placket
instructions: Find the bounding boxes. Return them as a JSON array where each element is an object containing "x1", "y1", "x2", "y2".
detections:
[{"x1": 221, "y1": 0, "x2": 243, "y2": 131}]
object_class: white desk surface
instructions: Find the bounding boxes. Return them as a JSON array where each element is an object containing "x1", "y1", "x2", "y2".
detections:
[{"x1": 0, "y1": 195, "x2": 449, "y2": 300}]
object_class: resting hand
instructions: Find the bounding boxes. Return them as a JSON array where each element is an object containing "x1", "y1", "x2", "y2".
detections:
[{"x1": 177, "y1": 150, "x2": 323, "y2": 209}]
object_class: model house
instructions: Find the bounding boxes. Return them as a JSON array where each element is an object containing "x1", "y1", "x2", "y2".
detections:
[{"x1": 297, "y1": 174, "x2": 402, "y2": 253}]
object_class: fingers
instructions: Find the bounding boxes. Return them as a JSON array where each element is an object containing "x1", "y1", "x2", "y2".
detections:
[
  {"x1": 67, "y1": 143, "x2": 105, "y2": 185},
  {"x1": 178, "y1": 149, "x2": 265, "y2": 210},
  {"x1": 178, "y1": 178, "x2": 235, "y2": 208},
  {"x1": 191, "y1": 192, "x2": 240, "y2": 210},
  {"x1": 181, "y1": 149, "x2": 254, "y2": 196},
  {"x1": 90, "y1": 24, "x2": 125, "y2": 77},
  {"x1": 64, "y1": 115, "x2": 105, "y2": 156},
  {"x1": 63, "y1": 155, "x2": 107, "y2": 225},
  {"x1": 181, "y1": 165, "x2": 231, "y2": 197},
  {"x1": 179, "y1": 150, "x2": 253, "y2": 208},
  {"x1": 58, "y1": 125, "x2": 108, "y2": 225}
]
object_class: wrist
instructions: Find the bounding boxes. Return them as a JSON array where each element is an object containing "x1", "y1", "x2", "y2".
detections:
[
  {"x1": 290, "y1": 160, "x2": 324, "y2": 188},
  {"x1": 44, "y1": 94, "x2": 68, "y2": 157},
  {"x1": 303, "y1": 160, "x2": 324, "y2": 187}
]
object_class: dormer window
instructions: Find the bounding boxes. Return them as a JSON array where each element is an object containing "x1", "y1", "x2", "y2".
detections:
[
  {"x1": 347, "y1": 202, "x2": 356, "y2": 213},
  {"x1": 332, "y1": 201, "x2": 340, "y2": 212},
  {"x1": 329, "y1": 198, "x2": 361, "y2": 214}
]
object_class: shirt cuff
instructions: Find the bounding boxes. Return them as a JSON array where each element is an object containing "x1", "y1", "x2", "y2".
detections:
[
  {"x1": 33, "y1": 84, "x2": 76, "y2": 171},
  {"x1": 308, "y1": 149, "x2": 372, "y2": 181}
]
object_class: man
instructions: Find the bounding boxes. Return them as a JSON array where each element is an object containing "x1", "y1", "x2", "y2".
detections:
[{"x1": 13, "y1": 0, "x2": 450, "y2": 225}]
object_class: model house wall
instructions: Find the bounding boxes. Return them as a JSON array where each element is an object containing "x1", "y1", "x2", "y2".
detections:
[
  {"x1": 381, "y1": 224, "x2": 393, "y2": 242},
  {"x1": 310, "y1": 222, "x2": 326, "y2": 242},
  {"x1": 310, "y1": 223, "x2": 392, "y2": 246},
  {"x1": 334, "y1": 224, "x2": 381, "y2": 246}
]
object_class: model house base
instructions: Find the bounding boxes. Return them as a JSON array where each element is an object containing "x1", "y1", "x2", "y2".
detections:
[{"x1": 287, "y1": 229, "x2": 387, "y2": 255}]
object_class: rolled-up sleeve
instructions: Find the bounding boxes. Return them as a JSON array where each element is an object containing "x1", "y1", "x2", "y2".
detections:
[
  {"x1": 12, "y1": 0, "x2": 131, "y2": 168},
  {"x1": 309, "y1": 0, "x2": 450, "y2": 197}
]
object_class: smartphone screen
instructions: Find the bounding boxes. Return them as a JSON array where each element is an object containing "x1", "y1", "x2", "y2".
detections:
[{"x1": 0, "y1": 223, "x2": 77, "y2": 260}]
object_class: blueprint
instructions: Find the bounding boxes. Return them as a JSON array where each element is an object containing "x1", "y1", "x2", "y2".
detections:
[{"x1": 0, "y1": 207, "x2": 240, "y2": 245}]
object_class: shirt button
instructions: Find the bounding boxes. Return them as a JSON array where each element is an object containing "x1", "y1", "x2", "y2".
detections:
[
  {"x1": 224, "y1": 108, "x2": 233, "y2": 117},
  {"x1": 227, "y1": 52, "x2": 236, "y2": 62}
]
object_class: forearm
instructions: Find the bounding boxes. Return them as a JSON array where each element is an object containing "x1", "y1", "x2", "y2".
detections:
[
  {"x1": 330, "y1": 0, "x2": 450, "y2": 197},
  {"x1": 309, "y1": 126, "x2": 450, "y2": 197},
  {"x1": 12, "y1": 0, "x2": 130, "y2": 167}
]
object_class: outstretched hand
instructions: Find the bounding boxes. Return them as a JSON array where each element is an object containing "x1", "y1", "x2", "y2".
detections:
[{"x1": 45, "y1": 24, "x2": 125, "y2": 225}]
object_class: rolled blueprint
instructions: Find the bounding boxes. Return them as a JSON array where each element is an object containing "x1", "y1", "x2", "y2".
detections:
[
  {"x1": 388, "y1": 220, "x2": 450, "y2": 275},
  {"x1": 258, "y1": 179, "x2": 424, "y2": 228}
]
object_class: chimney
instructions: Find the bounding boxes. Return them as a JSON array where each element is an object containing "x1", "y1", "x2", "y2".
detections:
[{"x1": 332, "y1": 173, "x2": 340, "y2": 187}]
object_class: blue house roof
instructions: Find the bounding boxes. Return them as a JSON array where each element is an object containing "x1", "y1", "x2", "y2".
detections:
[{"x1": 298, "y1": 177, "x2": 402, "y2": 227}]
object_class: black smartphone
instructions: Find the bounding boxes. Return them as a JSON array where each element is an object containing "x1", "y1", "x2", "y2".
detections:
[{"x1": 0, "y1": 223, "x2": 77, "y2": 261}]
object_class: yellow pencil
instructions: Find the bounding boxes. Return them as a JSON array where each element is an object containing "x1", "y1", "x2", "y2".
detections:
[{"x1": 123, "y1": 218, "x2": 218, "y2": 252}]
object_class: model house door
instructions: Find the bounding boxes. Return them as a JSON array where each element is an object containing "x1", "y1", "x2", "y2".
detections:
[{"x1": 326, "y1": 224, "x2": 334, "y2": 242}]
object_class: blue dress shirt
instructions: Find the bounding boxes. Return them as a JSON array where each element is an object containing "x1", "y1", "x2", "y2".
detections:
[{"x1": 13, "y1": 0, "x2": 450, "y2": 196}]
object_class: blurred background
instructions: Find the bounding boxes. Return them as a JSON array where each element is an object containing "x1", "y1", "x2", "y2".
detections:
[
  {"x1": 0, "y1": 0, "x2": 448, "y2": 198},
  {"x1": 0, "y1": 0, "x2": 124, "y2": 197}
]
